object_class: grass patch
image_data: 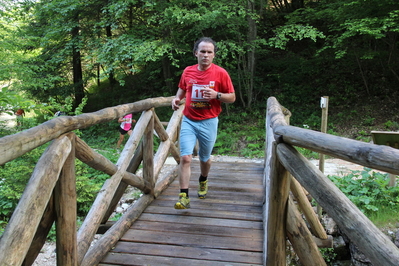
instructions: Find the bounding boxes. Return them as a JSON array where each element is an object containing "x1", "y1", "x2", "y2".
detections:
[{"x1": 368, "y1": 205, "x2": 399, "y2": 228}]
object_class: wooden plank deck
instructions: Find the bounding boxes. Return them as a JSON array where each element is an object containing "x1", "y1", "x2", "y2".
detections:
[{"x1": 99, "y1": 161, "x2": 265, "y2": 266}]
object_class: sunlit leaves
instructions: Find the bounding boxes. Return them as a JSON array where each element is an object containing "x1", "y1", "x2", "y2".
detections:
[{"x1": 267, "y1": 24, "x2": 326, "y2": 50}]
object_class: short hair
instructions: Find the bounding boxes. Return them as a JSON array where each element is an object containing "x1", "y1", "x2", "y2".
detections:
[{"x1": 193, "y1": 37, "x2": 218, "y2": 55}]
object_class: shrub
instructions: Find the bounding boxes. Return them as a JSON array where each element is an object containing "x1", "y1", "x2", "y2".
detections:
[{"x1": 328, "y1": 168, "x2": 399, "y2": 215}]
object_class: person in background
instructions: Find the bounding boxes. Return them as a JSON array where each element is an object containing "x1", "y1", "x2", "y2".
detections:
[
  {"x1": 15, "y1": 109, "x2": 25, "y2": 127},
  {"x1": 116, "y1": 113, "x2": 136, "y2": 149},
  {"x1": 171, "y1": 37, "x2": 236, "y2": 209},
  {"x1": 54, "y1": 110, "x2": 65, "y2": 116}
]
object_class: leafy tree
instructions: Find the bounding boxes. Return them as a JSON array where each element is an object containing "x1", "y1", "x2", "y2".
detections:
[{"x1": 282, "y1": 0, "x2": 399, "y2": 100}]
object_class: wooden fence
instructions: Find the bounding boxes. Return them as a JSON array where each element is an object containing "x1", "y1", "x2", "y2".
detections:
[
  {"x1": 0, "y1": 96, "x2": 182, "y2": 266},
  {"x1": 264, "y1": 96, "x2": 399, "y2": 265},
  {"x1": 2, "y1": 95, "x2": 399, "y2": 265}
]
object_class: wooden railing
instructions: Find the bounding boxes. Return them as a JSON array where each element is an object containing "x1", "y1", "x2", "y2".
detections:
[
  {"x1": 0, "y1": 96, "x2": 183, "y2": 266},
  {"x1": 3, "y1": 95, "x2": 399, "y2": 265},
  {"x1": 264, "y1": 97, "x2": 399, "y2": 265}
]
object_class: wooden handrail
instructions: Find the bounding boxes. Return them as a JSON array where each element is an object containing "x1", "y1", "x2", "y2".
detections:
[
  {"x1": 274, "y1": 124, "x2": 399, "y2": 175},
  {"x1": 0, "y1": 96, "x2": 182, "y2": 266},
  {"x1": 7, "y1": 94, "x2": 397, "y2": 266},
  {"x1": 265, "y1": 96, "x2": 399, "y2": 266},
  {"x1": 80, "y1": 106, "x2": 184, "y2": 265},
  {"x1": 0, "y1": 96, "x2": 174, "y2": 165}
]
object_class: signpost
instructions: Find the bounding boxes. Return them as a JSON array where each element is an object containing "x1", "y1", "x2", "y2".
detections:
[{"x1": 318, "y1": 96, "x2": 329, "y2": 218}]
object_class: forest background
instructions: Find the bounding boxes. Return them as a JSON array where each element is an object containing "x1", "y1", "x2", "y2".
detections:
[
  {"x1": 1, "y1": 0, "x2": 399, "y2": 138},
  {"x1": 1, "y1": 0, "x2": 399, "y2": 239}
]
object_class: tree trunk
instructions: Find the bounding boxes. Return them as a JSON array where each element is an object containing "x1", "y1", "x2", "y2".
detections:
[
  {"x1": 71, "y1": 12, "x2": 84, "y2": 109},
  {"x1": 106, "y1": 25, "x2": 117, "y2": 88},
  {"x1": 162, "y1": 56, "x2": 175, "y2": 94},
  {"x1": 246, "y1": 0, "x2": 257, "y2": 109}
]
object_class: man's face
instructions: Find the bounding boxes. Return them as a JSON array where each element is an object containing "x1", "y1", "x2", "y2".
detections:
[{"x1": 195, "y1": 41, "x2": 215, "y2": 70}]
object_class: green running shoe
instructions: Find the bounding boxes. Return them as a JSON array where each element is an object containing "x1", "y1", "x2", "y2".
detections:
[
  {"x1": 197, "y1": 180, "x2": 208, "y2": 199},
  {"x1": 174, "y1": 193, "x2": 190, "y2": 209}
]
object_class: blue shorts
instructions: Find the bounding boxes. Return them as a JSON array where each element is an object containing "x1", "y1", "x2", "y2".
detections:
[{"x1": 180, "y1": 116, "x2": 218, "y2": 162}]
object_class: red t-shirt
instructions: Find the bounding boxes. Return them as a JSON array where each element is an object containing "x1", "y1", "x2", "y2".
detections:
[{"x1": 178, "y1": 64, "x2": 234, "y2": 120}]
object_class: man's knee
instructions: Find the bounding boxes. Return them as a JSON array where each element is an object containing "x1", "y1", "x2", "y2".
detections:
[{"x1": 180, "y1": 155, "x2": 192, "y2": 165}]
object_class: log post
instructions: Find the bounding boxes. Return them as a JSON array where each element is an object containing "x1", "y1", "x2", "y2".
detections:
[
  {"x1": 165, "y1": 106, "x2": 184, "y2": 164},
  {"x1": 265, "y1": 142, "x2": 290, "y2": 266},
  {"x1": 151, "y1": 106, "x2": 183, "y2": 186},
  {"x1": 143, "y1": 109, "x2": 155, "y2": 193},
  {"x1": 263, "y1": 98, "x2": 287, "y2": 265},
  {"x1": 55, "y1": 133, "x2": 77, "y2": 266}
]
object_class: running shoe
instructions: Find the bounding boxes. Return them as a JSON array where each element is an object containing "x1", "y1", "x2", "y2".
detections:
[
  {"x1": 174, "y1": 193, "x2": 190, "y2": 209},
  {"x1": 197, "y1": 180, "x2": 208, "y2": 199}
]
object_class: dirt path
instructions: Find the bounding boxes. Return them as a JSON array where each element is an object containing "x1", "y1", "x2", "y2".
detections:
[
  {"x1": 0, "y1": 112, "x2": 16, "y2": 128},
  {"x1": 310, "y1": 158, "x2": 371, "y2": 177}
]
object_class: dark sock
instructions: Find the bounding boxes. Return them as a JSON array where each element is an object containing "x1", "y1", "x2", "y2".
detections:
[
  {"x1": 199, "y1": 175, "x2": 208, "y2": 182},
  {"x1": 180, "y1": 188, "x2": 189, "y2": 197}
]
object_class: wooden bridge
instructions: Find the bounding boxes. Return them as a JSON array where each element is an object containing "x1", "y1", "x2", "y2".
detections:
[
  {"x1": 1, "y1": 96, "x2": 399, "y2": 265},
  {"x1": 100, "y1": 160, "x2": 264, "y2": 265}
]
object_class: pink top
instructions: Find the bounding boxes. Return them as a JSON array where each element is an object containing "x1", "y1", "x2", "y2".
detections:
[{"x1": 120, "y1": 114, "x2": 133, "y2": 131}]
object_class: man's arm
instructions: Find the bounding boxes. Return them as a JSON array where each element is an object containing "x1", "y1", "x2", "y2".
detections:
[
  {"x1": 202, "y1": 88, "x2": 236, "y2": 103},
  {"x1": 218, "y1": 92, "x2": 236, "y2": 103}
]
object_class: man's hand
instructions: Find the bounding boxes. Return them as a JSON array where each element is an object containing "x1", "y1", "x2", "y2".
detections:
[
  {"x1": 201, "y1": 87, "x2": 217, "y2": 100},
  {"x1": 172, "y1": 97, "x2": 181, "y2": 110}
]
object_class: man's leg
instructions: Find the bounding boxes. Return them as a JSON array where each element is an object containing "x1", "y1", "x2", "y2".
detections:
[
  {"x1": 197, "y1": 117, "x2": 218, "y2": 199},
  {"x1": 179, "y1": 154, "x2": 192, "y2": 189},
  {"x1": 200, "y1": 159, "x2": 211, "y2": 177},
  {"x1": 175, "y1": 117, "x2": 197, "y2": 209},
  {"x1": 174, "y1": 154, "x2": 192, "y2": 209}
]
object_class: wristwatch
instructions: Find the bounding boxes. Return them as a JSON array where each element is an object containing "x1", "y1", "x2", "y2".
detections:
[{"x1": 216, "y1": 92, "x2": 221, "y2": 100}]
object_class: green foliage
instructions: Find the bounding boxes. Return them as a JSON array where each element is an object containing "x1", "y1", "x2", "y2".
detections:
[
  {"x1": 328, "y1": 169, "x2": 399, "y2": 215},
  {"x1": 320, "y1": 247, "x2": 337, "y2": 263},
  {"x1": 0, "y1": 87, "x2": 35, "y2": 115},
  {"x1": 0, "y1": 146, "x2": 46, "y2": 218},
  {"x1": 0, "y1": 142, "x2": 109, "y2": 222},
  {"x1": 267, "y1": 24, "x2": 326, "y2": 50},
  {"x1": 362, "y1": 116, "x2": 375, "y2": 126},
  {"x1": 75, "y1": 160, "x2": 105, "y2": 215},
  {"x1": 0, "y1": 219, "x2": 6, "y2": 236},
  {"x1": 214, "y1": 108, "x2": 265, "y2": 158},
  {"x1": 39, "y1": 96, "x2": 87, "y2": 120},
  {"x1": 384, "y1": 120, "x2": 399, "y2": 130}
]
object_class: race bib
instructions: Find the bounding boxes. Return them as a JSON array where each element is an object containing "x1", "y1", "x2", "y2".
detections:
[{"x1": 191, "y1": 84, "x2": 209, "y2": 102}]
